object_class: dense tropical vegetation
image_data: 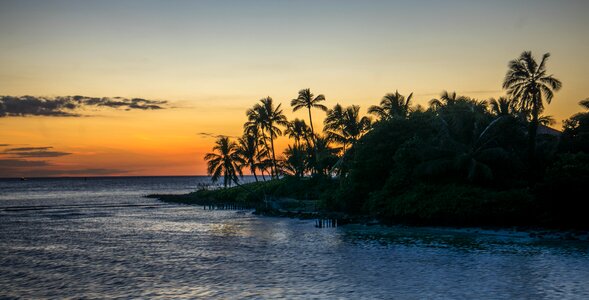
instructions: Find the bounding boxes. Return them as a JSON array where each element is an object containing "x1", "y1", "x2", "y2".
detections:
[{"x1": 201, "y1": 51, "x2": 589, "y2": 229}]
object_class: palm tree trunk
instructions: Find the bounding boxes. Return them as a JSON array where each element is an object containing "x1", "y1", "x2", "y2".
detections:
[
  {"x1": 260, "y1": 132, "x2": 273, "y2": 178},
  {"x1": 251, "y1": 164, "x2": 258, "y2": 182},
  {"x1": 308, "y1": 107, "x2": 316, "y2": 147},
  {"x1": 308, "y1": 107, "x2": 320, "y2": 175},
  {"x1": 528, "y1": 99, "x2": 539, "y2": 174},
  {"x1": 270, "y1": 135, "x2": 278, "y2": 179}
]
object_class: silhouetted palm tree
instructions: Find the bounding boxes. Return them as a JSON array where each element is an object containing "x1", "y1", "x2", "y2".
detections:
[
  {"x1": 429, "y1": 91, "x2": 466, "y2": 110},
  {"x1": 307, "y1": 135, "x2": 339, "y2": 176},
  {"x1": 249, "y1": 97, "x2": 288, "y2": 178},
  {"x1": 502, "y1": 51, "x2": 562, "y2": 162},
  {"x1": 204, "y1": 136, "x2": 243, "y2": 188},
  {"x1": 488, "y1": 97, "x2": 517, "y2": 117},
  {"x1": 324, "y1": 104, "x2": 346, "y2": 152},
  {"x1": 342, "y1": 105, "x2": 372, "y2": 145},
  {"x1": 325, "y1": 104, "x2": 371, "y2": 154},
  {"x1": 285, "y1": 119, "x2": 311, "y2": 148},
  {"x1": 282, "y1": 144, "x2": 307, "y2": 177},
  {"x1": 236, "y1": 133, "x2": 264, "y2": 182},
  {"x1": 368, "y1": 90, "x2": 413, "y2": 121},
  {"x1": 291, "y1": 88, "x2": 327, "y2": 146}
]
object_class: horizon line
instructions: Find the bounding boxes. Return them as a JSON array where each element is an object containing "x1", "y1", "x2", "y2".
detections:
[{"x1": 0, "y1": 175, "x2": 259, "y2": 180}]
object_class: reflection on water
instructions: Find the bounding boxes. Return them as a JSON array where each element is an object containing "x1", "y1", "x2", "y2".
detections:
[{"x1": 1, "y1": 177, "x2": 588, "y2": 299}]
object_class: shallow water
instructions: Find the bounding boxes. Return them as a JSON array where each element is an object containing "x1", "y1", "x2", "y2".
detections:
[{"x1": 1, "y1": 177, "x2": 588, "y2": 299}]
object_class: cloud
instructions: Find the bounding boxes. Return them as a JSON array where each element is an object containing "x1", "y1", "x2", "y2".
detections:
[
  {"x1": 0, "y1": 95, "x2": 169, "y2": 117},
  {"x1": 3, "y1": 146, "x2": 72, "y2": 158},
  {"x1": 56, "y1": 168, "x2": 128, "y2": 175},
  {"x1": 6, "y1": 146, "x2": 52, "y2": 151},
  {"x1": 27, "y1": 168, "x2": 129, "y2": 177},
  {"x1": 0, "y1": 145, "x2": 127, "y2": 178},
  {"x1": 0, "y1": 159, "x2": 49, "y2": 168},
  {"x1": 7, "y1": 151, "x2": 71, "y2": 158},
  {"x1": 197, "y1": 132, "x2": 220, "y2": 138},
  {"x1": 0, "y1": 164, "x2": 128, "y2": 178},
  {"x1": 197, "y1": 132, "x2": 238, "y2": 139},
  {"x1": 0, "y1": 144, "x2": 9, "y2": 147}
]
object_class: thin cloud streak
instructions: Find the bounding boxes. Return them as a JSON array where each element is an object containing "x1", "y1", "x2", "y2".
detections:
[
  {"x1": 0, "y1": 159, "x2": 49, "y2": 168},
  {"x1": 197, "y1": 132, "x2": 238, "y2": 139},
  {"x1": 6, "y1": 146, "x2": 53, "y2": 151},
  {"x1": 3, "y1": 146, "x2": 72, "y2": 158},
  {"x1": 5, "y1": 151, "x2": 72, "y2": 158}
]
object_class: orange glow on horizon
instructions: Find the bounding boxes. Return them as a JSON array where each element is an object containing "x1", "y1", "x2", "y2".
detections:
[{"x1": 2, "y1": 1, "x2": 588, "y2": 177}]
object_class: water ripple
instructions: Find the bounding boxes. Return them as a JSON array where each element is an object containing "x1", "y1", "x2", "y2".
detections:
[{"x1": 1, "y1": 177, "x2": 589, "y2": 299}]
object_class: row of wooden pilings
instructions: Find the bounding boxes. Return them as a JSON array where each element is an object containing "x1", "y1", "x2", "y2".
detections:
[
  {"x1": 315, "y1": 218, "x2": 338, "y2": 228},
  {"x1": 201, "y1": 203, "x2": 340, "y2": 229},
  {"x1": 202, "y1": 203, "x2": 250, "y2": 210}
]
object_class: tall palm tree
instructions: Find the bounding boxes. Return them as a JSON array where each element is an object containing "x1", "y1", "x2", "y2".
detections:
[
  {"x1": 368, "y1": 90, "x2": 413, "y2": 121},
  {"x1": 204, "y1": 136, "x2": 243, "y2": 188},
  {"x1": 429, "y1": 90, "x2": 466, "y2": 110},
  {"x1": 249, "y1": 97, "x2": 288, "y2": 178},
  {"x1": 291, "y1": 88, "x2": 327, "y2": 146},
  {"x1": 502, "y1": 51, "x2": 562, "y2": 161},
  {"x1": 236, "y1": 133, "x2": 263, "y2": 182},
  {"x1": 245, "y1": 105, "x2": 270, "y2": 176}
]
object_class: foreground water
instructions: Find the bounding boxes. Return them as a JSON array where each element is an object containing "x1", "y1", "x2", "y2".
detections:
[{"x1": 1, "y1": 177, "x2": 588, "y2": 299}]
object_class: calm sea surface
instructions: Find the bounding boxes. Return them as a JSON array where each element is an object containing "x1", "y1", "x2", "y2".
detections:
[{"x1": 1, "y1": 177, "x2": 588, "y2": 299}]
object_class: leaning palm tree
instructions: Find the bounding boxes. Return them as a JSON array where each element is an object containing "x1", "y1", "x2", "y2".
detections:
[
  {"x1": 291, "y1": 88, "x2": 327, "y2": 146},
  {"x1": 502, "y1": 51, "x2": 562, "y2": 161},
  {"x1": 368, "y1": 90, "x2": 413, "y2": 121},
  {"x1": 204, "y1": 136, "x2": 243, "y2": 188}
]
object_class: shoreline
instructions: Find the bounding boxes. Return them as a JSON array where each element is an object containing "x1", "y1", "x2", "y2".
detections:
[{"x1": 146, "y1": 193, "x2": 589, "y2": 242}]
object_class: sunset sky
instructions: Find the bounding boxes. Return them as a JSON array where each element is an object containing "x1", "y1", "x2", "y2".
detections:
[{"x1": 1, "y1": 0, "x2": 588, "y2": 177}]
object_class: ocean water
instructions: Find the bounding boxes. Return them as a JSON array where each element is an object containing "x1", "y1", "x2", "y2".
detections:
[{"x1": 1, "y1": 177, "x2": 589, "y2": 299}]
